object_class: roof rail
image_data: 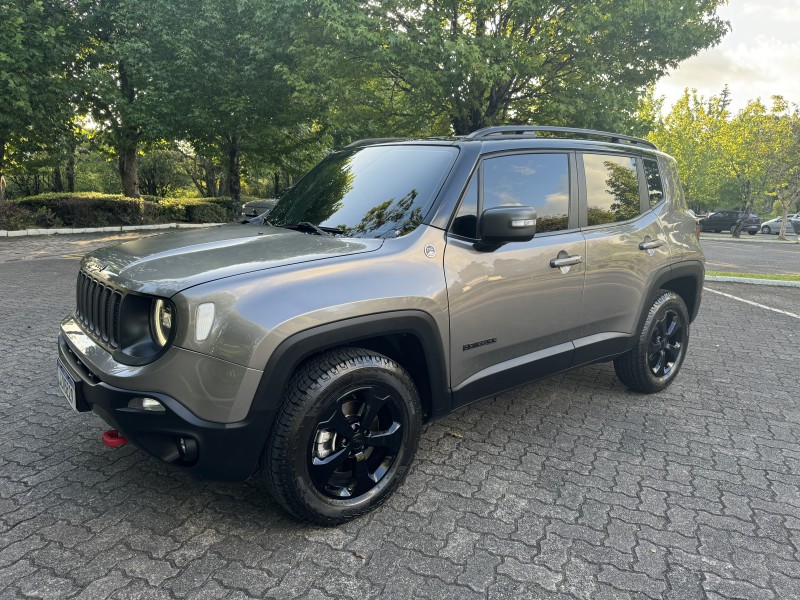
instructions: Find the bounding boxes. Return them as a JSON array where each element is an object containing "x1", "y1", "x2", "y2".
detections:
[
  {"x1": 344, "y1": 137, "x2": 405, "y2": 149},
  {"x1": 466, "y1": 125, "x2": 657, "y2": 150}
]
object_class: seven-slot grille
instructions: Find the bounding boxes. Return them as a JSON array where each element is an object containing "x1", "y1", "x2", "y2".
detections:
[{"x1": 75, "y1": 271, "x2": 123, "y2": 348}]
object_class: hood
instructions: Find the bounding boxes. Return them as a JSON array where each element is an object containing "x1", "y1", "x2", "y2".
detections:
[{"x1": 82, "y1": 224, "x2": 383, "y2": 296}]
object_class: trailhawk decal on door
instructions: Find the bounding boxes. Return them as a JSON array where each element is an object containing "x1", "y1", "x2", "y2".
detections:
[{"x1": 463, "y1": 338, "x2": 497, "y2": 351}]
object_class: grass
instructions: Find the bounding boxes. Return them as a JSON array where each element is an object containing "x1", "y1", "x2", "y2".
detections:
[{"x1": 707, "y1": 271, "x2": 800, "y2": 282}]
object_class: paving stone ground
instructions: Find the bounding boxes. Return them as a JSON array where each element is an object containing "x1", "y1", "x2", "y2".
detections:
[
  {"x1": 1, "y1": 234, "x2": 799, "y2": 599},
  {"x1": 701, "y1": 238, "x2": 800, "y2": 275}
]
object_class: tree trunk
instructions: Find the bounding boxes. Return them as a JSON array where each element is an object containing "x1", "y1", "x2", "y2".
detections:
[
  {"x1": 53, "y1": 167, "x2": 64, "y2": 192},
  {"x1": 117, "y1": 62, "x2": 140, "y2": 198},
  {"x1": 118, "y1": 141, "x2": 140, "y2": 198},
  {"x1": 203, "y1": 157, "x2": 217, "y2": 197},
  {"x1": 731, "y1": 180, "x2": 751, "y2": 239},
  {"x1": 228, "y1": 136, "x2": 241, "y2": 217},
  {"x1": 273, "y1": 172, "x2": 280, "y2": 197},
  {"x1": 777, "y1": 200, "x2": 789, "y2": 240},
  {"x1": 66, "y1": 152, "x2": 75, "y2": 193}
]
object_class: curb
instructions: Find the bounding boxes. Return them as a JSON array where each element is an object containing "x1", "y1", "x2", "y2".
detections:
[
  {"x1": 0, "y1": 223, "x2": 224, "y2": 238},
  {"x1": 706, "y1": 275, "x2": 800, "y2": 288}
]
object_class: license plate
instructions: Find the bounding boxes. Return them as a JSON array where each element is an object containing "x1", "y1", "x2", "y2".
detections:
[{"x1": 57, "y1": 359, "x2": 77, "y2": 411}]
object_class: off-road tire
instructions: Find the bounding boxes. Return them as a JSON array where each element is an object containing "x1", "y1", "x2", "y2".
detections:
[
  {"x1": 264, "y1": 347, "x2": 422, "y2": 525},
  {"x1": 614, "y1": 291, "x2": 690, "y2": 393}
]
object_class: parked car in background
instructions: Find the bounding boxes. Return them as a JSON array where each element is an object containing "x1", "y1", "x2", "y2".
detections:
[
  {"x1": 241, "y1": 198, "x2": 278, "y2": 220},
  {"x1": 700, "y1": 210, "x2": 760, "y2": 235},
  {"x1": 761, "y1": 214, "x2": 799, "y2": 235},
  {"x1": 790, "y1": 215, "x2": 800, "y2": 237}
]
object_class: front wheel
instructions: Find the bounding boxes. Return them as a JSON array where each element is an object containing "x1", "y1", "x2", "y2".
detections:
[
  {"x1": 264, "y1": 348, "x2": 422, "y2": 525},
  {"x1": 614, "y1": 291, "x2": 690, "y2": 393},
  {"x1": 762, "y1": 226, "x2": 771, "y2": 234}
]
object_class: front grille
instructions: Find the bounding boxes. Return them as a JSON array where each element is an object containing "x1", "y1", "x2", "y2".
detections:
[{"x1": 75, "y1": 271, "x2": 123, "y2": 348}]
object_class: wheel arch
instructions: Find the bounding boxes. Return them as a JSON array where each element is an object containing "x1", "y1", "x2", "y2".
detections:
[
  {"x1": 644, "y1": 261, "x2": 704, "y2": 328},
  {"x1": 248, "y1": 310, "x2": 451, "y2": 431}
]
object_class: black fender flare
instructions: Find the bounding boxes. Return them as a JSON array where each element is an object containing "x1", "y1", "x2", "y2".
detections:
[
  {"x1": 635, "y1": 260, "x2": 705, "y2": 336},
  {"x1": 247, "y1": 309, "x2": 451, "y2": 425}
]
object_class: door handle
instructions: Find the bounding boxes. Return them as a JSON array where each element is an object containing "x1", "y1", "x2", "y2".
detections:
[
  {"x1": 639, "y1": 239, "x2": 665, "y2": 251},
  {"x1": 550, "y1": 255, "x2": 583, "y2": 269}
]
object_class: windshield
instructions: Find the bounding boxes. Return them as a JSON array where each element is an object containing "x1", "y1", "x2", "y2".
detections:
[{"x1": 268, "y1": 145, "x2": 459, "y2": 238}]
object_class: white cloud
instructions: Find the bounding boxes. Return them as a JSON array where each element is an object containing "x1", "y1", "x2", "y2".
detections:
[{"x1": 655, "y1": 2, "x2": 800, "y2": 113}]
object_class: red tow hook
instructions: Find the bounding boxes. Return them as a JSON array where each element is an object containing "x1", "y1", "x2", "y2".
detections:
[{"x1": 101, "y1": 429, "x2": 129, "y2": 448}]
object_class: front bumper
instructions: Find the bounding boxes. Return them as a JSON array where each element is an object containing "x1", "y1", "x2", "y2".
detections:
[{"x1": 58, "y1": 333, "x2": 266, "y2": 481}]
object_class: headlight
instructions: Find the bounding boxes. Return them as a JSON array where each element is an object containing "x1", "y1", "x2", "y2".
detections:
[{"x1": 152, "y1": 299, "x2": 174, "y2": 347}]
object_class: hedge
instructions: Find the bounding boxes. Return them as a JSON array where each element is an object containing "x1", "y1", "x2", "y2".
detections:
[{"x1": 0, "y1": 193, "x2": 249, "y2": 230}]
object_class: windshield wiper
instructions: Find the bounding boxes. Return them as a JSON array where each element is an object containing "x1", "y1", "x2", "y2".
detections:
[{"x1": 285, "y1": 222, "x2": 344, "y2": 236}]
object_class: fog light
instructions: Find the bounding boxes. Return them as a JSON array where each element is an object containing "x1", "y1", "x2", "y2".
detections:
[
  {"x1": 195, "y1": 303, "x2": 215, "y2": 341},
  {"x1": 128, "y1": 397, "x2": 166, "y2": 412}
]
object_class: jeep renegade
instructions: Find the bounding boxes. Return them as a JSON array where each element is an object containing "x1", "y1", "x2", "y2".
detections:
[{"x1": 57, "y1": 126, "x2": 704, "y2": 524}]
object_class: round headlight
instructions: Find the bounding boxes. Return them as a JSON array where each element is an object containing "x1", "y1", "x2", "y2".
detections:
[{"x1": 152, "y1": 299, "x2": 173, "y2": 347}]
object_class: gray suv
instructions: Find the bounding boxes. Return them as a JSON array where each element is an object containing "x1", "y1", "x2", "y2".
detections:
[{"x1": 57, "y1": 126, "x2": 704, "y2": 524}]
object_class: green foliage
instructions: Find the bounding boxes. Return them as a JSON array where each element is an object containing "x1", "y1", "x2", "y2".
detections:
[
  {"x1": 3, "y1": 192, "x2": 236, "y2": 229},
  {"x1": 315, "y1": 0, "x2": 728, "y2": 135},
  {"x1": 649, "y1": 89, "x2": 800, "y2": 231},
  {"x1": 138, "y1": 145, "x2": 192, "y2": 197},
  {"x1": 0, "y1": 0, "x2": 79, "y2": 198}
]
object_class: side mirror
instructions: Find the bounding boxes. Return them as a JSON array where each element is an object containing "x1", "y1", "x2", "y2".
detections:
[{"x1": 475, "y1": 206, "x2": 536, "y2": 250}]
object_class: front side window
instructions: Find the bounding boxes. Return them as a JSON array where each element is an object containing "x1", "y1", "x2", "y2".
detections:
[
  {"x1": 482, "y1": 153, "x2": 570, "y2": 233},
  {"x1": 269, "y1": 145, "x2": 458, "y2": 238},
  {"x1": 584, "y1": 154, "x2": 641, "y2": 225}
]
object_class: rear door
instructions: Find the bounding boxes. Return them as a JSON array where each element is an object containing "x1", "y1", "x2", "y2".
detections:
[
  {"x1": 576, "y1": 153, "x2": 672, "y2": 362},
  {"x1": 445, "y1": 151, "x2": 585, "y2": 405}
]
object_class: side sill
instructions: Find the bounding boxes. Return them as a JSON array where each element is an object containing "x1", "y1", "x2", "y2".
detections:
[{"x1": 451, "y1": 342, "x2": 574, "y2": 409}]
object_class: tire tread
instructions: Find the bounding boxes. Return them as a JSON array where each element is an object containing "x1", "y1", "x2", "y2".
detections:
[{"x1": 264, "y1": 347, "x2": 421, "y2": 525}]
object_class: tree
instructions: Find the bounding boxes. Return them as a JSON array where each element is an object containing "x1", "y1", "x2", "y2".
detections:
[
  {"x1": 0, "y1": 0, "x2": 77, "y2": 201},
  {"x1": 316, "y1": 0, "x2": 728, "y2": 136},
  {"x1": 133, "y1": 0, "x2": 309, "y2": 213},
  {"x1": 761, "y1": 102, "x2": 800, "y2": 239},
  {"x1": 648, "y1": 89, "x2": 729, "y2": 213},
  {"x1": 650, "y1": 90, "x2": 799, "y2": 237}
]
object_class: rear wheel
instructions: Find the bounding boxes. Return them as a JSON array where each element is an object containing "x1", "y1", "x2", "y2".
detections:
[
  {"x1": 264, "y1": 348, "x2": 422, "y2": 525},
  {"x1": 729, "y1": 225, "x2": 737, "y2": 234},
  {"x1": 614, "y1": 291, "x2": 689, "y2": 393},
  {"x1": 748, "y1": 229, "x2": 757, "y2": 235}
]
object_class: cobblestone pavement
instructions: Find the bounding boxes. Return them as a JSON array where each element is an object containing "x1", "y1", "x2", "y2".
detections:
[
  {"x1": 0, "y1": 232, "x2": 152, "y2": 262},
  {"x1": 1, "y1": 237, "x2": 800, "y2": 598},
  {"x1": 701, "y1": 239, "x2": 800, "y2": 275}
]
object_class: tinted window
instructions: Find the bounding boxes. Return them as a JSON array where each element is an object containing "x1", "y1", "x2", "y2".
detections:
[
  {"x1": 584, "y1": 154, "x2": 641, "y2": 225},
  {"x1": 482, "y1": 154, "x2": 570, "y2": 233},
  {"x1": 644, "y1": 159, "x2": 664, "y2": 207},
  {"x1": 269, "y1": 145, "x2": 458, "y2": 238}
]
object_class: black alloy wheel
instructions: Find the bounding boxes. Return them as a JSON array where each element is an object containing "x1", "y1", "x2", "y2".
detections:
[
  {"x1": 310, "y1": 385, "x2": 404, "y2": 499},
  {"x1": 264, "y1": 348, "x2": 421, "y2": 525},
  {"x1": 647, "y1": 309, "x2": 684, "y2": 378},
  {"x1": 614, "y1": 290, "x2": 690, "y2": 393}
]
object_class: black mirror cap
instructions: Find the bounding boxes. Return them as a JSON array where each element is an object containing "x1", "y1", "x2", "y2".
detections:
[{"x1": 479, "y1": 206, "x2": 537, "y2": 245}]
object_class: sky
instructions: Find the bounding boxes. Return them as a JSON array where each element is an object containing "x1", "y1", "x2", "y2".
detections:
[{"x1": 654, "y1": 0, "x2": 800, "y2": 113}]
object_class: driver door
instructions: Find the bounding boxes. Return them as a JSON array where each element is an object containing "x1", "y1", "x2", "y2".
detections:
[{"x1": 445, "y1": 152, "x2": 585, "y2": 407}]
